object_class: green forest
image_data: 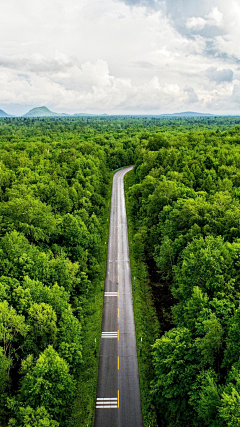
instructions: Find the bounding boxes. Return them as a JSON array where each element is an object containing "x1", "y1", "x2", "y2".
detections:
[
  {"x1": 126, "y1": 121, "x2": 240, "y2": 426},
  {"x1": 0, "y1": 117, "x2": 137, "y2": 426},
  {"x1": 1, "y1": 115, "x2": 240, "y2": 426}
]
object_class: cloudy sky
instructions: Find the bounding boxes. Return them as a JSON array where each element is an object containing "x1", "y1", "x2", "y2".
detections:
[{"x1": 1, "y1": 0, "x2": 240, "y2": 115}]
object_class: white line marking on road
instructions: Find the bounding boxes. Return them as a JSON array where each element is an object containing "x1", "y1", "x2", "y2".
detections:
[
  {"x1": 101, "y1": 332, "x2": 118, "y2": 338},
  {"x1": 96, "y1": 397, "x2": 118, "y2": 408},
  {"x1": 97, "y1": 398, "x2": 118, "y2": 400},
  {"x1": 104, "y1": 292, "x2": 118, "y2": 297},
  {"x1": 96, "y1": 405, "x2": 118, "y2": 408}
]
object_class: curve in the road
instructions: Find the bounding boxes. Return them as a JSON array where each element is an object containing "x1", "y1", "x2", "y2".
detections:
[{"x1": 94, "y1": 167, "x2": 143, "y2": 427}]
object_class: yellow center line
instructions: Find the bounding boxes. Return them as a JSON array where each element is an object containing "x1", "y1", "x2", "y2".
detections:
[
  {"x1": 118, "y1": 390, "x2": 120, "y2": 408},
  {"x1": 118, "y1": 356, "x2": 119, "y2": 370},
  {"x1": 118, "y1": 329, "x2": 119, "y2": 341},
  {"x1": 118, "y1": 308, "x2": 119, "y2": 317}
]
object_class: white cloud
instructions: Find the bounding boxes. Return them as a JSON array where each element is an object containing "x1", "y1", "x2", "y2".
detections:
[
  {"x1": 207, "y1": 7, "x2": 223, "y2": 25},
  {"x1": 186, "y1": 17, "x2": 207, "y2": 30},
  {"x1": 206, "y1": 66, "x2": 234, "y2": 84},
  {"x1": 186, "y1": 7, "x2": 223, "y2": 30},
  {"x1": 0, "y1": 0, "x2": 240, "y2": 114},
  {"x1": 0, "y1": 54, "x2": 237, "y2": 115},
  {"x1": 0, "y1": 52, "x2": 74, "y2": 73},
  {"x1": 0, "y1": 58, "x2": 185, "y2": 113},
  {"x1": 184, "y1": 86, "x2": 199, "y2": 103}
]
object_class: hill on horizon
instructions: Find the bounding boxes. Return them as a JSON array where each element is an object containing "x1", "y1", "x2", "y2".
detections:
[
  {"x1": 0, "y1": 107, "x2": 223, "y2": 118},
  {"x1": 23, "y1": 106, "x2": 68, "y2": 118},
  {"x1": 0, "y1": 109, "x2": 11, "y2": 117},
  {"x1": 161, "y1": 111, "x2": 214, "y2": 117}
]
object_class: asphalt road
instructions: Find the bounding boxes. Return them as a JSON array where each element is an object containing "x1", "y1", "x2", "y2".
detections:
[{"x1": 94, "y1": 167, "x2": 143, "y2": 427}]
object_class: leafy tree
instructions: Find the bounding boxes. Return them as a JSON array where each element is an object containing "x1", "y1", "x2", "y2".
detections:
[
  {"x1": 26, "y1": 303, "x2": 57, "y2": 353},
  {"x1": 189, "y1": 370, "x2": 223, "y2": 427},
  {"x1": 0, "y1": 300, "x2": 29, "y2": 360},
  {"x1": 173, "y1": 235, "x2": 236, "y2": 301},
  {"x1": 20, "y1": 346, "x2": 76, "y2": 422},
  {"x1": 224, "y1": 308, "x2": 240, "y2": 368},
  {"x1": 195, "y1": 314, "x2": 223, "y2": 367},
  {"x1": 151, "y1": 328, "x2": 199, "y2": 426},
  {"x1": 0, "y1": 196, "x2": 57, "y2": 242},
  {"x1": 219, "y1": 388, "x2": 240, "y2": 427},
  {"x1": 8, "y1": 406, "x2": 59, "y2": 427}
]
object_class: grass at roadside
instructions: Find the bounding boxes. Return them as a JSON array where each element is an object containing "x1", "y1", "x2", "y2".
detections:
[
  {"x1": 124, "y1": 169, "x2": 160, "y2": 427},
  {"x1": 69, "y1": 174, "x2": 113, "y2": 427}
]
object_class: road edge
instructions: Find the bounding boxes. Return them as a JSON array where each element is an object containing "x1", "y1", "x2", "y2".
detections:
[{"x1": 124, "y1": 168, "x2": 160, "y2": 427}]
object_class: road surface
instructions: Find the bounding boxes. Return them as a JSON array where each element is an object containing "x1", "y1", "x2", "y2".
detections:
[{"x1": 94, "y1": 167, "x2": 143, "y2": 427}]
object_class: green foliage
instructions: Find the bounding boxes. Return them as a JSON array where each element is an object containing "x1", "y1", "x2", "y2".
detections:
[
  {"x1": 20, "y1": 346, "x2": 75, "y2": 422},
  {"x1": 220, "y1": 389, "x2": 240, "y2": 426},
  {"x1": 126, "y1": 121, "x2": 240, "y2": 426},
  {"x1": 0, "y1": 117, "x2": 119, "y2": 425},
  {"x1": 125, "y1": 169, "x2": 159, "y2": 427},
  {"x1": 27, "y1": 302, "x2": 57, "y2": 352},
  {"x1": 2, "y1": 116, "x2": 240, "y2": 425},
  {"x1": 151, "y1": 328, "x2": 199, "y2": 426},
  {"x1": 8, "y1": 406, "x2": 59, "y2": 427},
  {"x1": 0, "y1": 300, "x2": 29, "y2": 359},
  {"x1": 195, "y1": 314, "x2": 223, "y2": 366},
  {"x1": 189, "y1": 370, "x2": 223, "y2": 427}
]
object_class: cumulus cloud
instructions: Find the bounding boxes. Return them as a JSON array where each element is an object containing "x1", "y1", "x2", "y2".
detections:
[
  {"x1": 0, "y1": 53, "x2": 75, "y2": 73},
  {"x1": 118, "y1": 0, "x2": 222, "y2": 34},
  {"x1": 117, "y1": 0, "x2": 240, "y2": 61},
  {"x1": 186, "y1": 17, "x2": 207, "y2": 30},
  {"x1": 116, "y1": 0, "x2": 161, "y2": 9},
  {"x1": 186, "y1": 7, "x2": 223, "y2": 31},
  {"x1": 206, "y1": 66, "x2": 233, "y2": 83},
  {"x1": 0, "y1": 55, "x2": 207, "y2": 114},
  {"x1": 0, "y1": 0, "x2": 240, "y2": 114},
  {"x1": 232, "y1": 84, "x2": 240, "y2": 105},
  {"x1": 184, "y1": 86, "x2": 199, "y2": 103},
  {"x1": 0, "y1": 53, "x2": 237, "y2": 115}
]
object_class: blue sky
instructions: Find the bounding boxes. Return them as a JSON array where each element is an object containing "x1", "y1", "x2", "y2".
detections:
[{"x1": 1, "y1": 0, "x2": 240, "y2": 115}]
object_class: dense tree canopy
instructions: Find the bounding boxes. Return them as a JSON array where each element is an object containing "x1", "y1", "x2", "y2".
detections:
[
  {"x1": 0, "y1": 116, "x2": 138, "y2": 425},
  {"x1": 126, "y1": 121, "x2": 240, "y2": 426},
  {"x1": 1, "y1": 115, "x2": 240, "y2": 425}
]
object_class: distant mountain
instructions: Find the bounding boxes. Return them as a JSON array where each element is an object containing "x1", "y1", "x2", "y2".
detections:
[
  {"x1": 73, "y1": 112, "x2": 95, "y2": 116},
  {"x1": 161, "y1": 111, "x2": 214, "y2": 117},
  {"x1": 73, "y1": 113, "x2": 108, "y2": 116},
  {"x1": 23, "y1": 106, "x2": 68, "y2": 118},
  {"x1": 0, "y1": 109, "x2": 10, "y2": 117}
]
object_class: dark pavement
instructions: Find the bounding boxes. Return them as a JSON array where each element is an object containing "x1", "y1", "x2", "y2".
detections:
[{"x1": 94, "y1": 167, "x2": 143, "y2": 427}]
